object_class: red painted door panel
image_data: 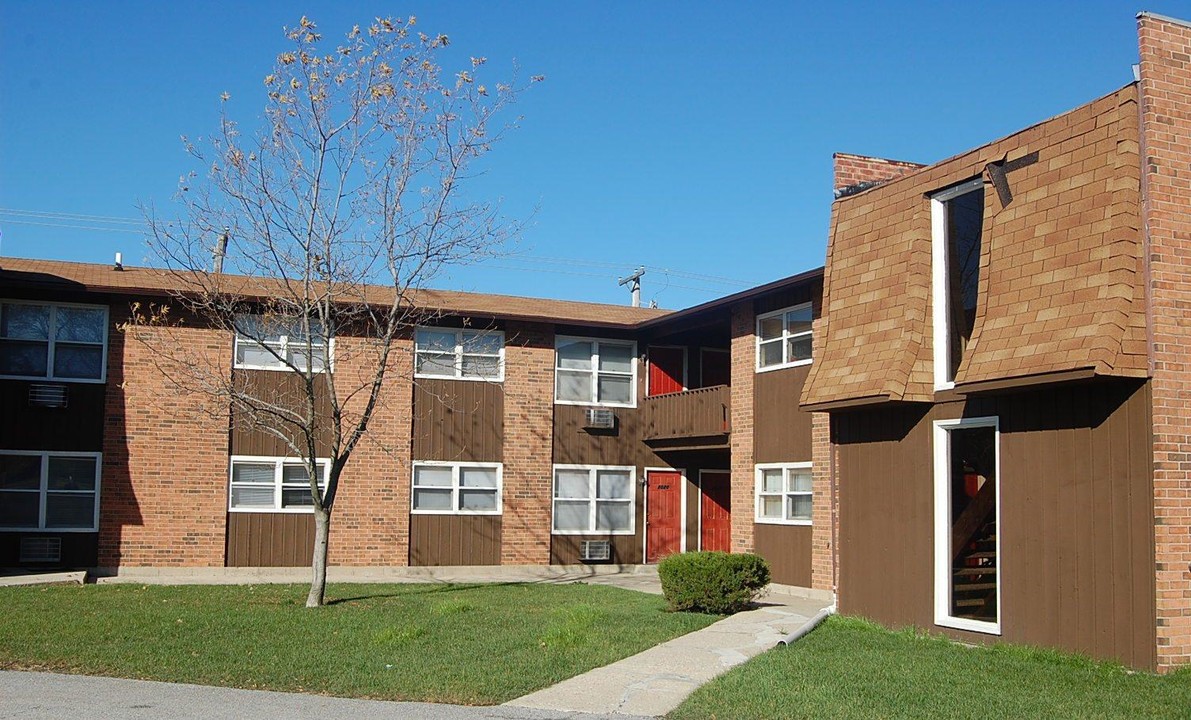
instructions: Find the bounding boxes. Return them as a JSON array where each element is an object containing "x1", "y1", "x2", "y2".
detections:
[
  {"x1": 648, "y1": 347, "x2": 685, "y2": 397},
  {"x1": 700, "y1": 471, "x2": 731, "y2": 552},
  {"x1": 701, "y1": 349, "x2": 731, "y2": 387},
  {"x1": 647, "y1": 470, "x2": 683, "y2": 563}
]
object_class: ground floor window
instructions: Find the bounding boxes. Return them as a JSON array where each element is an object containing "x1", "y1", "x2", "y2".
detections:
[
  {"x1": 754, "y1": 462, "x2": 812, "y2": 525},
  {"x1": 933, "y1": 416, "x2": 1001, "y2": 635},
  {"x1": 552, "y1": 465, "x2": 635, "y2": 534},
  {"x1": 411, "y1": 462, "x2": 501, "y2": 514},
  {"x1": 228, "y1": 456, "x2": 329, "y2": 512},
  {"x1": 0, "y1": 451, "x2": 100, "y2": 531}
]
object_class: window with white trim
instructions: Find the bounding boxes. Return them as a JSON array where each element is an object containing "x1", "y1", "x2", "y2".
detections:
[
  {"x1": 755, "y1": 462, "x2": 812, "y2": 525},
  {"x1": 555, "y1": 337, "x2": 637, "y2": 407},
  {"x1": 552, "y1": 465, "x2": 635, "y2": 534},
  {"x1": 233, "y1": 314, "x2": 330, "y2": 372},
  {"x1": 228, "y1": 456, "x2": 329, "y2": 512},
  {"x1": 756, "y1": 303, "x2": 812, "y2": 371},
  {"x1": 0, "y1": 301, "x2": 108, "y2": 382},
  {"x1": 0, "y1": 451, "x2": 101, "y2": 531},
  {"x1": 411, "y1": 462, "x2": 501, "y2": 514},
  {"x1": 931, "y1": 178, "x2": 985, "y2": 389},
  {"x1": 414, "y1": 328, "x2": 504, "y2": 381}
]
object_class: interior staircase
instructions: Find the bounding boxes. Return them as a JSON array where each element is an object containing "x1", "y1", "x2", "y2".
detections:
[{"x1": 952, "y1": 518, "x2": 997, "y2": 619}]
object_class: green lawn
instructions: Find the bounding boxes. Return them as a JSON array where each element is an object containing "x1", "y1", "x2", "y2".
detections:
[
  {"x1": 0, "y1": 582, "x2": 714, "y2": 704},
  {"x1": 671, "y1": 616, "x2": 1191, "y2": 720}
]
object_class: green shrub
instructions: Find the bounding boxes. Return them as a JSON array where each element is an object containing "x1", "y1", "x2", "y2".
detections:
[{"x1": 657, "y1": 551, "x2": 770, "y2": 614}]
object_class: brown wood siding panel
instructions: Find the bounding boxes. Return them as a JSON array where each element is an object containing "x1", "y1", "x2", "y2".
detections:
[
  {"x1": 225, "y1": 513, "x2": 315, "y2": 567},
  {"x1": 551, "y1": 534, "x2": 640, "y2": 565},
  {"x1": 754, "y1": 523, "x2": 813, "y2": 587},
  {"x1": 408, "y1": 515, "x2": 501, "y2": 566},
  {"x1": 0, "y1": 380, "x2": 105, "y2": 452},
  {"x1": 412, "y1": 379, "x2": 503, "y2": 462},
  {"x1": 754, "y1": 365, "x2": 814, "y2": 463},
  {"x1": 642, "y1": 385, "x2": 730, "y2": 441},
  {"x1": 836, "y1": 380, "x2": 1156, "y2": 669},
  {"x1": 553, "y1": 404, "x2": 658, "y2": 467},
  {"x1": 229, "y1": 371, "x2": 333, "y2": 456}
]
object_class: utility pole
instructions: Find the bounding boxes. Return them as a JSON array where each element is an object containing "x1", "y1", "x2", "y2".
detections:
[{"x1": 618, "y1": 266, "x2": 645, "y2": 307}]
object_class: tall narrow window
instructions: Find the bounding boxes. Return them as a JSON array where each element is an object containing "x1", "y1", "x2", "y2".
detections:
[
  {"x1": 931, "y1": 180, "x2": 985, "y2": 388},
  {"x1": 933, "y1": 417, "x2": 1000, "y2": 635}
]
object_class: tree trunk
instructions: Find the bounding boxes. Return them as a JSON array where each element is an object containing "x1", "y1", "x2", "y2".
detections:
[{"x1": 307, "y1": 506, "x2": 331, "y2": 607}]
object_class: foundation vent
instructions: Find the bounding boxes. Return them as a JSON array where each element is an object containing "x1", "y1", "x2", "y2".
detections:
[
  {"x1": 579, "y1": 540, "x2": 611, "y2": 562},
  {"x1": 19, "y1": 537, "x2": 62, "y2": 564},
  {"x1": 584, "y1": 407, "x2": 616, "y2": 430},
  {"x1": 28, "y1": 383, "x2": 68, "y2": 408}
]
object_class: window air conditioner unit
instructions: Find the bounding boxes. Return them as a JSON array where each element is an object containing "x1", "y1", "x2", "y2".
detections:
[
  {"x1": 20, "y1": 537, "x2": 62, "y2": 564},
  {"x1": 584, "y1": 407, "x2": 616, "y2": 430},
  {"x1": 580, "y1": 540, "x2": 611, "y2": 562},
  {"x1": 28, "y1": 383, "x2": 68, "y2": 408}
]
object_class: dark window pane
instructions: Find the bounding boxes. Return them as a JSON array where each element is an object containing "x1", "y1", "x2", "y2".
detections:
[
  {"x1": 48, "y1": 457, "x2": 97, "y2": 491},
  {"x1": 946, "y1": 187, "x2": 984, "y2": 381},
  {"x1": 1, "y1": 304, "x2": 50, "y2": 340},
  {"x1": 55, "y1": 307, "x2": 106, "y2": 343},
  {"x1": 45, "y1": 492, "x2": 96, "y2": 528},
  {"x1": 788, "y1": 336, "x2": 813, "y2": 362},
  {"x1": 947, "y1": 425, "x2": 998, "y2": 622},
  {"x1": 53, "y1": 344, "x2": 104, "y2": 379},
  {"x1": 785, "y1": 305, "x2": 813, "y2": 335},
  {"x1": 0, "y1": 455, "x2": 41, "y2": 490},
  {"x1": 0, "y1": 340, "x2": 49, "y2": 376},
  {"x1": 281, "y1": 488, "x2": 315, "y2": 507},
  {"x1": 0, "y1": 491, "x2": 39, "y2": 527}
]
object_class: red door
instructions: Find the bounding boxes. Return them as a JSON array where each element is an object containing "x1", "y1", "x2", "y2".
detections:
[
  {"x1": 700, "y1": 471, "x2": 731, "y2": 552},
  {"x1": 646, "y1": 470, "x2": 683, "y2": 562},
  {"x1": 700, "y1": 349, "x2": 730, "y2": 387},
  {"x1": 648, "y1": 346, "x2": 685, "y2": 396}
]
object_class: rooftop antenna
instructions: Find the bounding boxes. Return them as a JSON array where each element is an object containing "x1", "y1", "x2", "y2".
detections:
[
  {"x1": 618, "y1": 266, "x2": 645, "y2": 307},
  {"x1": 114, "y1": 252, "x2": 124, "y2": 271},
  {"x1": 213, "y1": 227, "x2": 229, "y2": 274}
]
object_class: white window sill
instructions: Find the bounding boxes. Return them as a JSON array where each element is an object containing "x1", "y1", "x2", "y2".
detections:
[
  {"x1": 233, "y1": 364, "x2": 330, "y2": 374},
  {"x1": 554, "y1": 399, "x2": 637, "y2": 409},
  {"x1": 228, "y1": 507, "x2": 319, "y2": 514},
  {"x1": 414, "y1": 372, "x2": 504, "y2": 383},
  {"x1": 756, "y1": 358, "x2": 813, "y2": 374},
  {"x1": 411, "y1": 509, "x2": 502, "y2": 516},
  {"x1": 551, "y1": 529, "x2": 636, "y2": 536},
  {"x1": 0, "y1": 373, "x2": 106, "y2": 384},
  {"x1": 0, "y1": 526, "x2": 98, "y2": 533},
  {"x1": 935, "y1": 615, "x2": 1001, "y2": 636},
  {"x1": 754, "y1": 517, "x2": 813, "y2": 526}
]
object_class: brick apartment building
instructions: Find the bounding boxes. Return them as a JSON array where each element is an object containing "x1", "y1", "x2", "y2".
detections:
[{"x1": 1, "y1": 12, "x2": 1189, "y2": 672}]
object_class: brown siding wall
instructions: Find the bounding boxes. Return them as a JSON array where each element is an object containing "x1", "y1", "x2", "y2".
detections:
[
  {"x1": 0, "y1": 380, "x2": 105, "y2": 452},
  {"x1": 225, "y1": 513, "x2": 314, "y2": 567},
  {"x1": 230, "y1": 370, "x2": 334, "y2": 457},
  {"x1": 412, "y1": 378, "x2": 503, "y2": 462},
  {"x1": 551, "y1": 534, "x2": 639, "y2": 565},
  {"x1": 755, "y1": 523, "x2": 813, "y2": 586},
  {"x1": 836, "y1": 380, "x2": 1156, "y2": 669},
  {"x1": 409, "y1": 515, "x2": 501, "y2": 566},
  {"x1": 755, "y1": 365, "x2": 814, "y2": 463}
]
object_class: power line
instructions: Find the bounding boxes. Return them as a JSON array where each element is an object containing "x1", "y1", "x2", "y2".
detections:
[
  {"x1": 0, "y1": 218, "x2": 146, "y2": 235},
  {"x1": 0, "y1": 208, "x2": 145, "y2": 225}
]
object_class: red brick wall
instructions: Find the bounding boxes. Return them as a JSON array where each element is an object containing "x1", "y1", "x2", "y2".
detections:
[
  {"x1": 833, "y1": 152, "x2": 924, "y2": 193},
  {"x1": 500, "y1": 321, "x2": 555, "y2": 565},
  {"x1": 810, "y1": 312, "x2": 834, "y2": 591},
  {"x1": 326, "y1": 333, "x2": 412, "y2": 566},
  {"x1": 1139, "y1": 12, "x2": 1191, "y2": 672},
  {"x1": 99, "y1": 303, "x2": 230, "y2": 567},
  {"x1": 729, "y1": 302, "x2": 756, "y2": 553}
]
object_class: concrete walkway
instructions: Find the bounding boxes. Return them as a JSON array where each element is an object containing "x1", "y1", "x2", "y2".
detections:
[{"x1": 506, "y1": 592, "x2": 833, "y2": 717}]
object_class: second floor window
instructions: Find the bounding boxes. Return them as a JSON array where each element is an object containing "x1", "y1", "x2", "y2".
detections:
[
  {"x1": 233, "y1": 314, "x2": 329, "y2": 372},
  {"x1": 0, "y1": 301, "x2": 108, "y2": 382},
  {"x1": 414, "y1": 328, "x2": 504, "y2": 381},
  {"x1": 756, "y1": 303, "x2": 813, "y2": 371},
  {"x1": 555, "y1": 336, "x2": 637, "y2": 407}
]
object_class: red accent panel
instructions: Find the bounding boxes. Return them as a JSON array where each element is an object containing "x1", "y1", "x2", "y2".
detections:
[
  {"x1": 646, "y1": 470, "x2": 683, "y2": 563},
  {"x1": 648, "y1": 347, "x2": 685, "y2": 397},
  {"x1": 700, "y1": 471, "x2": 731, "y2": 552}
]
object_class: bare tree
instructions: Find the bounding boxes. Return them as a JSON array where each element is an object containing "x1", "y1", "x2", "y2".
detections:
[{"x1": 134, "y1": 16, "x2": 537, "y2": 606}]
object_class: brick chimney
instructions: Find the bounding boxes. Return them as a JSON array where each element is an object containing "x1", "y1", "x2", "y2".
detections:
[{"x1": 833, "y1": 152, "x2": 925, "y2": 198}]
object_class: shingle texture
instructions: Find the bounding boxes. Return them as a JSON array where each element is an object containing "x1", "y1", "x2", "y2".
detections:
[
  {"x1": 804, "y1": 85, "x2": 1147, "y2": 408},
  {"x1": 0, "y1": 257, "x2": 670, "y2": 328}
]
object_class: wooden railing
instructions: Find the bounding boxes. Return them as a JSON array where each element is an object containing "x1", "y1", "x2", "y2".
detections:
[{"x1": 642, "y1": 385, "x2": 731, "y2": 442}]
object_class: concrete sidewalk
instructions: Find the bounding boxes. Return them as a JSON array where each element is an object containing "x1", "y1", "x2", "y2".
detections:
[
  {"x1": 506, "y1": 592, "x2": 833, "y2": 717},
  {"x1": 0, "y1": 671, "x2": 649, "y2": 720}
]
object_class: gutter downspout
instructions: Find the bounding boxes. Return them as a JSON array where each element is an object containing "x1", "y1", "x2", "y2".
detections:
[{"x1": 777, "y1": 603, "x2": 836, "y2": 647}]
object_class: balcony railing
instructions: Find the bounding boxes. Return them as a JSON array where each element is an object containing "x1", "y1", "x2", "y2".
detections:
[{"x1": 642, "y1": 384, "x2": 730, "y2": 444}]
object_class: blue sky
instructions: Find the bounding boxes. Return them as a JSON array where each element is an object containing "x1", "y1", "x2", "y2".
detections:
[{"x1": 1, "y1": 2, "x2": 1184, "y2": 308}]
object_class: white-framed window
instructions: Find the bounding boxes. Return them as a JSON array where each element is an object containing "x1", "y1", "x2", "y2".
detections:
[
  {"x1": 411, "y1": 461, "x2": 502, "y2": 514},
  {"x1": 756, "y1": 303, "x2": 813, "y2": 372},
  {"x1": 552, "y1": 465, "x2": 635, "y2": 535},
  {"x1": 228, "y1": 456, "x2": 330, "y2": 512},
  {"x1": 931, "y1": 178, "x2": 985, "y2": 390},
  {"x1": 933, "y1": 416, "x2": 1001, "y2": 635},
  {"x1": 0, "y1": 451, "x2": 101, "y2": 531},
  {"x1": 414, "y1": 328, "x2": 504, "y2": 381},
  {"x1": 755, "y1": 462, "x2": 812, "y2": 525},
  {"x1": 555, "y1": 336, "x2": 637, "y2": 407},
  {"x1": 233, "y1": 314, "x2": 330, "y2": 372},
  {"x1": 0, "y1": 301, "x2": 108, "y2": 383}
]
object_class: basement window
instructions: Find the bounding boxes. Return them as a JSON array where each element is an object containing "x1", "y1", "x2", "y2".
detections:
[
  {"x1": 411, "y1": 462, "x2": 501, "y2": 514},
  {"x1": 0, "y1": 451, "x2": 101, "y2": 531},
  {"x1": 931, "y1": 179, "x2": 985, "y2": 389},
  {"x1": 933, "y1": 417, "x2": 1000, "y2": 635},
  {"x1": 228, "y1": 456, "x2": 329, "y2": 512}
]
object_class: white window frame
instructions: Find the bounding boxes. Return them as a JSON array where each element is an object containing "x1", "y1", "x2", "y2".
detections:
[
  {"x1": 933, "y1": 416, "x2": 1002, "y2": 636},
  {"x1": 930, "y1": 178, "x2": 984, "y2": 391},
  {"x1": 554, "y1": 336, "x2": 638, "y2": 408},
  {"x1": 0, "y1": 300, "x2": 109, "y2": 383},
  {"x1": 410, "y1": 461, "x2": 503, "y2": 515},
  {"x1": 0, "y1": 450, "x2": 102, "y2": 532},
  {"x1": 232, "y1": 314, "x2": 333, "y2": 373},
  {"x1": 755, "y1": 302, "x2": 813, "y2": 373},
  {"x1": 551, "y1": 464, "x2": 636, "y2": 536},
  {"x1": 754, "y1": 462, "x2": 813, "y2": 526},
  {"x1": 227, "y1": 455, "x2": 331, "y2": 513},
  {"x1": 413, "y1": 327, "x2": 505, "y2": 382}
]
